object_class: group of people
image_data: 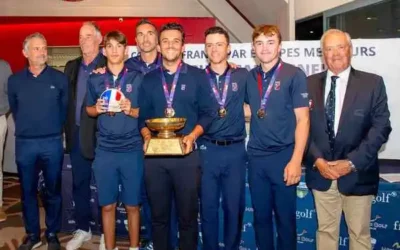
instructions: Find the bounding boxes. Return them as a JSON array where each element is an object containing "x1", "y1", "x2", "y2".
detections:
[{"x1": 0, "y1": 18, "x2": 391, "y2": 250}]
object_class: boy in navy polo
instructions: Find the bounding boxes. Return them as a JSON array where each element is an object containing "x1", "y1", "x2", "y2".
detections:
[
  {"x1": 86, "y1": 31, "x2": 143, "y2": 250},
  {"x1": 198, "y1": 26, "x2": 248, "y2": 250},
  {"x1": 246, "y1": 25, "x2": 310, "y2": 250}
]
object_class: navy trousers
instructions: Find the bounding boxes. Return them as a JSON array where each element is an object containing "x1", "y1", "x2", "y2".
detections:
[
  {"x1": 16, "y1": 136, "x2": 63, "y2": 238},
  {"x1": 199, "y1": 140, "x2": 246, "y2": 250},
  {"x1": 70, "y1": 126, "x2": 93, "y2": 232},
  {"x1": 142, "y1": 162, "x2": 179, "y2": 247},
  {"x1": 248, "y1": 146, "x2": 297, "y2": 250},
  {"x1": 144, "y1": 151, "x2": 200, "y2": 250}
]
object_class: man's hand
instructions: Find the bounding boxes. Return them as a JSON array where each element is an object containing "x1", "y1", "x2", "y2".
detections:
[
  {"x1": 129, "y1": 108, "x2": 139, "y2": 118},
  {"x1": 315, "y1": 158, "x2": 340, "y2": 180},
  {"x1": 328, "y1": 159, "x2": 352, "y2": 176},
  {"x1": 143, "y1": 134, "x2": 151, "y2": 152},
  {"x1": 96, "y1": 99, "x2": 107, "y2": 114},
  {"x1": 182, "y1": 134, "x2": 196, "y2": 155},
  {"x1": 93, "y1": 67, "x2": 106, "y2": 74},
  {"x1": 228, "y1": 62, "x2": 239, "y2": 69},
  {"x1": 284, "y1": 161, "x2": 302, "y2": 186},
  {"x1": 120, "y1": 98, "x2": 132, "y2": 115}
]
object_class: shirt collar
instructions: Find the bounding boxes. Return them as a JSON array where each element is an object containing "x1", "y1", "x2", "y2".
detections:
[
  {"x1": 137, "y1": 52, "x2": 161, "y2": 67},
  {"x1": 106, "y1": 66, "x2": 128, "y2": 81},
  {"x1": 207, "y1": 63, "x2": 231, "y2": 78},
  {"x1": 81, "y1": 53, "x2": 102, "y2": 71},
  {"x1": 162, "y1": 61, "x2": 188, "y2": 75},
  {"x1": 327, "y1": 66, "x2": 351, "y2": 82},
  {"x1": 258, "y1": 58, "x2": 281, "y2": 79},
  {"x1": 26, "y1": 65, "x2": 49, "y2": 78}
]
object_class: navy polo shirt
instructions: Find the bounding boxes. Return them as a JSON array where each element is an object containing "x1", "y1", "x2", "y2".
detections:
[
  {"x1": 125, "y1": 53, "x2": 161, "y2": 75},
  {"x1": 203, "y1": 66, "x2": 248, "y2": 141},
  {"x1": 7, "y1": 66, "x2": 68, "y2": 138},
  {"x1": 246, "y1": 60, "x2": 309, "y2": 156},
  {"x1": 86, "y1": 68, "x2": 143, "y2": 152},
  {"x1": 138, "y1": 63, "x2": 217, "y2": 135},
  {"x1": 75, "y1": 53, "x2": 101, "y2": 125}
]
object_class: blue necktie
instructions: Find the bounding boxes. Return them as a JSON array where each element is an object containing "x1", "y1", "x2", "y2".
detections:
[{"x1": 326, "y1": 76, "x2": 339, "y2": 151}]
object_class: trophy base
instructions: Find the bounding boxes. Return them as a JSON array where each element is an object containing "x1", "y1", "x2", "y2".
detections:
[{"x1": 145, "y1": 137, "x2": 185, "y2": 156}]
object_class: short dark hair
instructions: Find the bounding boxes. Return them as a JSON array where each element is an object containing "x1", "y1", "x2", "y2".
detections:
[
  {"x1": 204, "y1": 26, "x2": 230, "y2": 44},
  {"x1": 104, "y1": 30, "x2": 127, "y2": 46},
  {"x1": 159, "y1": 22, "x2": 185, "y2": 44},
  {"x1": 135, "y1": 18, "x2": 157, "y2": 34}
]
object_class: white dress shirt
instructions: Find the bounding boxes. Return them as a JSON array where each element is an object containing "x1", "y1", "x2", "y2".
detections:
[{"x1": 324, "y1": 66, "x2": 351, "y2": 135}]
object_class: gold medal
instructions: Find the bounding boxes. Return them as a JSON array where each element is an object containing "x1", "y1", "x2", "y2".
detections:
[
  {"x1": 165, "y1": 107, "x2": 175, "y2": 118},
  {"x1": 257, "y1": 109, "x2": 266, "y2": 119},
  {"x1": 218, "y1": 108, "x2": 227, "y2": 118}
]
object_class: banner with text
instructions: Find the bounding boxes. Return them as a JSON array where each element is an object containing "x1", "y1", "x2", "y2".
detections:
[{"x1": 129, "y1": 39, "x2": 400, "y2": 160}]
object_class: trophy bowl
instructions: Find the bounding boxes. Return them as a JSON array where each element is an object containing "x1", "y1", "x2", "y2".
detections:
[{"x1": 145, "y1": 118, "x2": 186, "y2": 139}]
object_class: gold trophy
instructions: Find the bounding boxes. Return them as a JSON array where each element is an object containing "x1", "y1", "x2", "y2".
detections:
[{"x1": 144, "y1": 117, "x2": 186, "y2": 155}]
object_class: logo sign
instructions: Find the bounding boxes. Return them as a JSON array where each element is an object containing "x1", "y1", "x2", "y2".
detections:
[
  {"x1": 382, "y1": 242, "x2": 400, "y2": 250},
  {"x1": 339, "y1": 236, "x2": 349, "y2": 247},
  {"x1": 232, "y1": 82, "x2": 238, "y2": 91},
  {"x1": 297, "y1": 229, "x2": 314, "y2": 244},
  {"x1": 372, "y1": 191, "x2": 398, "y2": 204},
  {"x1": 296, "y1": 182, "x2": 309, "y2": 198},
  {"x1": 242, "y1": 222, "x2": 253, "y2": 232},
  {"x1": 371, "y1": 238, "x2": 377, "y2": 249},
  {"x1": 126, "y1": 84, "x2": 132, "y2": 93},
  {"x1": 274, "y1": 81, "x2": 281, "y2": 90},
  {"x1": 296, "y1": 209, "x2": 315, "y2": 219},
  {"x1": 394, "y1": 221, "x2": 400, "y2": 231},
  {"x1": 370, "y1": 215, "x2": 388, "y2": 230}
]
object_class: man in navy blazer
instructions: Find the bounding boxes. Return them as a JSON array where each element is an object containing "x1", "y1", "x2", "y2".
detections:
[{"x1": 305, "y1": 29, "x2": 391, "y2": 250}]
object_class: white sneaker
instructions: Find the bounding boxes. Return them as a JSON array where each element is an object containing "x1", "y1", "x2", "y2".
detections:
[
  {"x1": 99, "y1": 234, "x2": 119, "y2": 250},
  {"x1": 99, "y1": 234, "x2": 106, "y2": 250},
  {"x1": 66, "y1": 229, "x2": 92, "y2": 250}
]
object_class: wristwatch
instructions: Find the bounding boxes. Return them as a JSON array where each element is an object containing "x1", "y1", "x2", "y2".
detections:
[{"x1": 348, "y1": 160, "x2": 357, "y2": 172}]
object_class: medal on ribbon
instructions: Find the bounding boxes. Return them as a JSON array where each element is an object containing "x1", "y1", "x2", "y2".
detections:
[
  {"x1": 205, "y1": 67, "x2": 231, "y2": 118},
  {"x1": 161, "y1": 63, "x2": 182, "y2": 118},
  {"x1": 257, "y1": 62, "x2": 282, "y2": 119}
]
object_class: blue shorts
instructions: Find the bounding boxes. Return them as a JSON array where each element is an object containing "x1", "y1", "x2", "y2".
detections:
[{"x1": 93, "y1": 148, "x2": 144, "y2": 206}]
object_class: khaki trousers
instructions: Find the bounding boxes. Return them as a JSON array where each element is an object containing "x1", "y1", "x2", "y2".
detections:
[{"x1": 313, "y1": 180, "x2": 374, "y2": 250}]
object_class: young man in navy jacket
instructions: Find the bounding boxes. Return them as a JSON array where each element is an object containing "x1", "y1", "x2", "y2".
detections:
[{"x1": 86, "y1": 31, "x2": 143, "y2": 250}]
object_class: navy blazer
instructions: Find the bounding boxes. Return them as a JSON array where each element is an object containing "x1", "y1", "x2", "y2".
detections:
[
  {"x1": 305, "y1": 68, "x2": 391, "y2": 196},
  {"x1": 64, "y1": 55, "x2": 107, "y2": 159}
]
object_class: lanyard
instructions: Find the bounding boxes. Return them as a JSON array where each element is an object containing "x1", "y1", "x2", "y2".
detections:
[
  {"x1": 257, "y1": 62, "x2": 282, "y2": 110},
  {"x1": 160, "y1": 63, "x2": 182, "y2": 108},
  {"x1": 105, "y1": 67, "x2": 128, "y2": 90},
  {"x1": 205, "y1": 67, "x2": 231, "y2": 108}
]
